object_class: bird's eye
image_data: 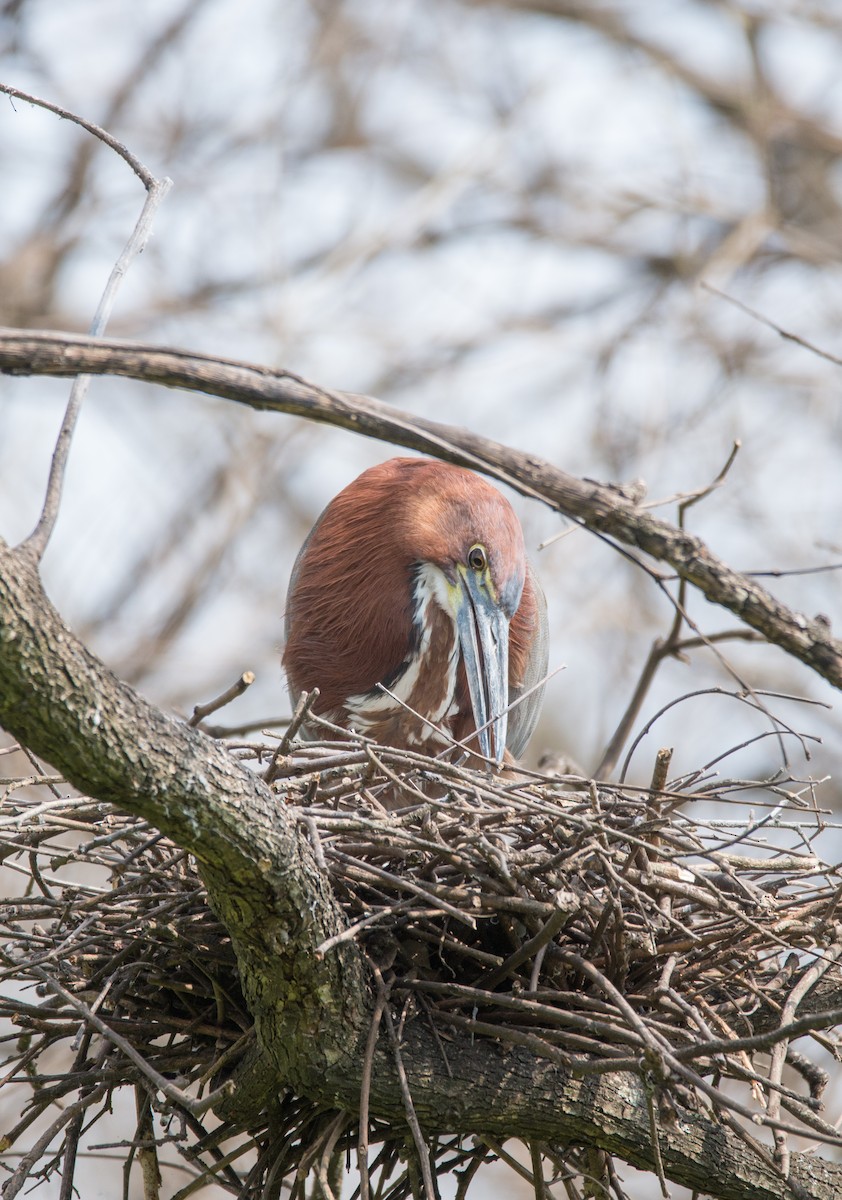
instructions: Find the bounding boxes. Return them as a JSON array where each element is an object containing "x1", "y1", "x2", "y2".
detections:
[{"x1": 467, "y1": 544, "x2": 487, "y2": 572}]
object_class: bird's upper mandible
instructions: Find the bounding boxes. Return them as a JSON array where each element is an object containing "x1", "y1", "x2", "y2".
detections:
[{"x1": 283, "y1": 457, "x2": 548, "y2": 766}]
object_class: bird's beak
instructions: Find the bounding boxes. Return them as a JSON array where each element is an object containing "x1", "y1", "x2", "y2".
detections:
[{"x1": 454, "y1": 568, "x2": 509, "y2": 767}]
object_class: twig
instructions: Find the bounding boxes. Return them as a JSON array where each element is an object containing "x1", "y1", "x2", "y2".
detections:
[
  {"x1": 596, "y1": 443, "x2": 742, "y2": 780},
  {"x1": 1, "y1": 1082, "x2": 111, "y2": 1200},
  {"x1": 327, "y1": 849, "x2": 477, "y2": 928},
  {"x1": 29, "y1": 966, "x2": 231, "y2": 1117},
  {"x1": 767, "y1": 940, "x2": 842, "y2": 1176},
  {"x1": 264, "y1": 689, "x2": 321, "y2": 783},
  {"x1": 477, "y1": 890, "x2": 575, "y2": 990},
  {"x1": 135, "y1": 1086, "x2": 163, "y2": 1200},
  {"x1": 618, "y1": 685, "x2": 819, "y2": 784},
  {"x1": 315, "y1": 1112, "x2": 349, "y2": 1200},
  {"x1": 1, "y1": 87, "x2": 172, "y2": 565},
  {"x1": 644, "y1": 1085, "x2": 669, "y2": 1200},
  {"x1": 376, "y1": 969, "x2": 437, "y2": 1200},
  {"x1": 358, "y1": 984, "x2": 387, "y2": 1200},
  {"x1": 701, "y1": 281, "x2": 842, "y2": 369},
  {"x1": 22, "y1": 168, "x2": 172, "y2": 560},
  {"x1": 0, "y1": 84, "x2": 157, "y2": 185},
  {"x1": 648, "y1": 748, "x2": 672, "y2": 807},
  {"x1": 530, "y1": 1143, "x2": 548, "y2": 1200},
  {"x1": 189, "y1": 671, "x2": 255, "y2": 727}
]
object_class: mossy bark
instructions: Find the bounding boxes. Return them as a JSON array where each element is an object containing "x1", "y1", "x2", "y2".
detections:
[{"x1": 1, "y1": 537, "x2": 840, "y2": 1199}]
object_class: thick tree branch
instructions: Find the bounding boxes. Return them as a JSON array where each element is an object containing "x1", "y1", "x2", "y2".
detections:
[
  {"x1": 1, "y1": 540, "x2": 842, "y2": 1199},
  {"x1": 1, "y1": 327, "x2": 840, "y2": 692},
  {"x1": 0, "y1": 535, "x2": 369, "y2": 1095}
]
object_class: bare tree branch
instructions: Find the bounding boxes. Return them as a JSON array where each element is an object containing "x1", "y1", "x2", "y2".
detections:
[
  {"x1": 0, "y1": 88, "x2": 173, "y2": 563},
  {"x1": 701, "y1": 282, "x2": 842, "y2": 369},
  {"x1": 1, "y1": 326, "x2": 840, "y2": 692}
]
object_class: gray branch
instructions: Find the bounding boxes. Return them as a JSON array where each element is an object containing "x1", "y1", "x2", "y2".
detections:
[{"x1": 1, "y1": 326, "x2": 840, "y2": 692}]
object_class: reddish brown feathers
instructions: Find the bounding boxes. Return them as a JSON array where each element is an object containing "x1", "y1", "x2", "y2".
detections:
[
  {"x1": 283, "y1": 457, "x2": 545, "y2": 756},
  {"x1": 283, "y1": 460, "x2": 418, "y2": 714}
]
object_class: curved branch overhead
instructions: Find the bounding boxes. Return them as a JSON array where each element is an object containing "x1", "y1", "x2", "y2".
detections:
[{"x1": 2, "y1": 326, "x2": 841, "y2": 691}]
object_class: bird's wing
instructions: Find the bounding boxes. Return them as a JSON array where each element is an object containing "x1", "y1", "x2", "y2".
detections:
[{"x1": 506, "y1": 560, "x2": 549, "y2": 760}]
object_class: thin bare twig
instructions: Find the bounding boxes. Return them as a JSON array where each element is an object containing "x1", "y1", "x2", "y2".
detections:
[
  {"x1": 0, "y1": 87, "x2": 173, "y2": 563},
  {"x1": 29, "y1": 966, "x2": 231, "y2": 1117},
  {"x1": 358, "y1": 983, "x2": 387, "y2": 1200},
  {"x1": 595, "y1": 443, "x2": 742, "y2": 779},
  {"x1": 189, "y1": 671, "x2": 255, "y2": 727},
  {"x1": 376, "y1": 970, "x2": 437, "y2": 1200},
  {"x1": 701, "y1": 281, "x2": 842, "y2": 369}
]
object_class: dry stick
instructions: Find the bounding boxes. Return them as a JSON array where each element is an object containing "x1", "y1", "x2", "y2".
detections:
[
  {"x1": 595, "y1": 442, "x2": 741, "y2": 779},
  {"x1": 433, "y1": 1011, "x2": 585, "y2": 1071},
  {"x1": 453, "y1": 1144, "x2": 492, "y2": 1200},
  {"x1": 201, "y1": 715, "x2": 288, "y2": 738},
  {"x1": 167, "y1": 1140, "x2": 257, "y2": 1200},
  {"x1": 647, "y1": 749, "x2": 672, "y2": 918},
  {"x1": 767, "y1": 940, "x2": 842, "y2": 1177},
  {"x1": 374, "y1": 970, "x2": 437, "y2": 1200},
  {"x1": 135, "y1": 1085, "x2": 163, "y2": 1200},
  {"x1": 655, "y1": 442, "x2": 837, "y2": 770},
  {"x1": 671, "y1": 1003, "x2": 842, "y2": 1060},
  {"x1": 358, "y1": 983, "x2": 387, "y2": 1200},
  {"x1": 58, "y1": 1103, "x2": 86, "y2": 1200},
  {"x1": 477, "y1": 891, "x2": 575, "y2": 990},
  {"x1": 0, "y1": 88, "x2": 173, "y2": 564},
  {"x1": 3, "y1": 334, "x2": 842, "y2": 692},
  {"x1": 1, "y1": 1082, "x2": 112, "y2": 1200},
  {"x1": 189, "y1": 671, "x2": 255, "y2": 727},
  {"x1": 643, "y1": 1082, "x2": 669, "y2": 1200},
  {"x1": 479, "y1": 1139, "x2": 539, "y2": 1189},
  {"x1": 23, "y1": 189, "x2": 172, "y2": 561},
  {"x1": 701, "y1": 281, "x2": 842, "y2": 369},
  {"x1": 315, "y1": 902, "x2": 419, "y2": 959},
  {"x1": 530, "y1": 1142, "x2": 549, "y2": 1200},
  {"x1": 316, "y1": 1112, "x2": 350, "y2": 1200},
  {"x1": 618, "y1": 685, "x2": 814, "y2": 787},
  {"x1": 193, "y1": 1029, "x2": 255, "y2": 1090},
  {"x1": 30, "y1": 967, "x2": 230, "y2": 1117},
  {"x1": 0, "y1": 84, "x2": 157, "y2": 184},
  {"x1": 328, "y1": 849, "x2": 476, "y2": 928},
  {"x1": 280, "y1": 691, "x2": 319, "y2": 753},
  {"x1": 265, "y1": 688, "x2": 321, "y2": 784},
  {"x1": 366, "y1": 744, "x2": 432, "y2": 804},
  {"x1": 557, "y1": 952, "x2": 842, "y2": 1145},
  {"x1": 648, "y1": 747, "x2": 672, "y2": 811}
]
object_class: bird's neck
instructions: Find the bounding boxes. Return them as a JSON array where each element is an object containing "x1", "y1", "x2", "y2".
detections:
[{"x1": 341, "y1": 563, "x2": 461, "y2": 751}]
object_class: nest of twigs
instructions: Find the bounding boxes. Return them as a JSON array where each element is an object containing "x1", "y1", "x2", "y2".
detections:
[{"x1": 2, "y1": 733, "x2": 841, "y2": 1199}]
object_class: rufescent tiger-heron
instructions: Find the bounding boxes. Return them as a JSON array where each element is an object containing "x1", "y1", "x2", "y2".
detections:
[{"x1": 283, "y1": 457, "x2": 548, "y2": 774}]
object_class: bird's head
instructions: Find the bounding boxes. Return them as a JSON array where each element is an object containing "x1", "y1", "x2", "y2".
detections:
[{"x1": 400, "y1": 462, "x2": 527, "y2": 765}]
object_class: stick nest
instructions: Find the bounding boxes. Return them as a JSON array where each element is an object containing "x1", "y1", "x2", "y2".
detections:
[{"x1": 2, "y1": 735, "x2": 841, "y2": 1199}]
